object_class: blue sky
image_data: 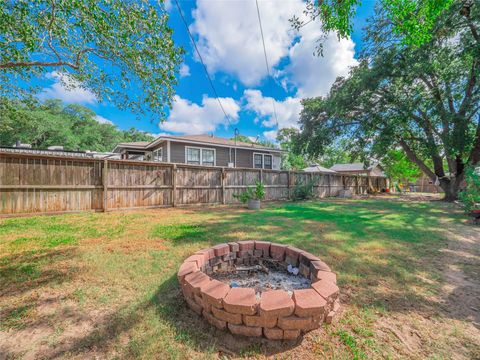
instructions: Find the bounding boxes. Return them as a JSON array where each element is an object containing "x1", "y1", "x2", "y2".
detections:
[{"x1": 38, "y1": 0, "x2": 376, "y2": 142}]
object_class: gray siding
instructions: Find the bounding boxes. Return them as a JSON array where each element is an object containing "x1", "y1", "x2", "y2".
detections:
[
  {"x1": 151, "y1": 141, "x2": 280, "y2": 169},
  {"x1": 170, "y1": 141, "x2": 231, "y2": 166}
]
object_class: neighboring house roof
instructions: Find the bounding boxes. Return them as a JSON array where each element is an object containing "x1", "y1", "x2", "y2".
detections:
[
  {"x1": 330, "y1": 162, "x2": 386, "y2": 177},
  {"x1": 330, "y1": 163, "x2": 370, "y2": 172},
  {"x1": 303, "y1": 164, "x2": 337, "y2": 173},
  {"x1": 114, "y1": 134, "x2": 282, "y2": 153}
]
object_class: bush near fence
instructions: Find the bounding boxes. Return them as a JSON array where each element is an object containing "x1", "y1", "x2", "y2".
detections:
[{"x1": 0, "y1": 152, "x2": 388, "y2": 215}]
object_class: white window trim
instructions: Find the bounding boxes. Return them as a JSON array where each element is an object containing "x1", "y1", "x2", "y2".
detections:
[
  {"x1": 185, "y1": 146, "x2": 216, "y2": 166},
  {"x1": 253, "y1": 152, "x2": 273, "y2": 170},
  {"x1": 152, "y1": 148, "x2": 163, "y2": 162}
]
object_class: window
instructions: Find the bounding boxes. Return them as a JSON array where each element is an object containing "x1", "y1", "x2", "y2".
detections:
[
  {"x1": 186, "y1": 147, "x2": 215, "y2": 166},
  {"x1": 202, "y1": 149, "x2": 215, "y2": 166},
  {"x1": 254, "y1": 154, "x2": 263, "y2": 169},
  {"x1": 253, "y1": 153, "x2": 273, "y2": 169},
  {"x1": 152, "y1": 148, "x2": 162, "y2": 162},
  {"x1": 186, "y1": 147, "x2": 200, "y2": 164},
  {"x1": 264, "y1": 155, "x2": 272, "y2": 169}
]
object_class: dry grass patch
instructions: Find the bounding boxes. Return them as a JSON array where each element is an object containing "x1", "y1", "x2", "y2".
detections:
[{"x1": 0, "y1": 198, "x2": 479, "y2": 359}]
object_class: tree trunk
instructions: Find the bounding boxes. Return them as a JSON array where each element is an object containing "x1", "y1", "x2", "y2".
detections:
[{"x1": 439, "y1": 178, "x2": 462, "y2": 202}]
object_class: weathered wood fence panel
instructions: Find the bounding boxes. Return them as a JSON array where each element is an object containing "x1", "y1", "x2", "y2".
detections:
[
  {"x1": 0, "y1": 154, "x2": 103, "y2": 214},
  {"x1": 0, "y1": 152, "x2": 388, "y2": 215}
]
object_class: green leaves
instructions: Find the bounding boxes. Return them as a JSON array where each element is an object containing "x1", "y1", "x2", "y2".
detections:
[
  {"x1": 0, "y1": 98, "x2": 154, "y2": 151},
  {"x1": 292, "y1": 3, "x2": 480, "y2": 199},
  {"x1": 0, "y1": 0, "x2": 183, "y2": 119},
  {"x1": 296, "y1": 0, "x2": 454, "y2": 52}
]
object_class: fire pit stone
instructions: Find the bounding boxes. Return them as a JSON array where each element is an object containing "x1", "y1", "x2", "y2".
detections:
[{"x1": 178, "y1": 242, "x2": 340, "y2": 340}]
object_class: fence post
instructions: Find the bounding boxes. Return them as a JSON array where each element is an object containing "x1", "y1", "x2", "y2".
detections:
[
  {"x1": 327, "y1": 174, "x2": 331, "y2": 197},
  {"x1": 103, "y1": 159, "x2": 109, "y2": 212},
  {"x1": 287, "y1": 171, "x2": 291, "y2": 199},
  {"x1": 221, "y1": 167, "x2": 226, "y2": 205},
  {"x1": 259, "y1": 168, "x2": 263, "y2": 183},
  {"x1": 172, "y1": 163, "x2": 177, "y2": 207}
]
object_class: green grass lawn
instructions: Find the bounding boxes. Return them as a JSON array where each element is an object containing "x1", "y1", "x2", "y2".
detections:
[{"x1": 0, "y1": 198, "x2": 479, "y2": 359}]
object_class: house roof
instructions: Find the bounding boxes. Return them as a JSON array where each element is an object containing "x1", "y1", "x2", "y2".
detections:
[
  {"x1": 115, "y1": 141, "x2": 150, "y2": 148},
  {"x1": 303, "y1": 164, "x2": 337, "y2": 173},
  {"x1": 114, "y1": 134, "x2": 282, "y2": 152},
  {"x1": 330, "y1": 163, "x2": 371, "y2": 172}
]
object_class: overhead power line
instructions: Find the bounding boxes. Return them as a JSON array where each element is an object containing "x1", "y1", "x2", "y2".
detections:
[
  {"x1": 173, "y1": 0, "x2": 233, "y2": 126},
  {"x1": 255, "y1": 0, "x2": 279, "y2": 127}
]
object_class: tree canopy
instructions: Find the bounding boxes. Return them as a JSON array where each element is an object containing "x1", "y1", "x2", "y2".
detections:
[
  {"x1": 293, "y1": 0, "x2": 458, "y2": 51},
  {"x1": 0, "y1": 0, "x2": 183, "y2": 119},
  {"x1": 0, "y1": 98, "x2": 153, "y2": 152},
  {"x1": 291, "y1": 1, "x2": 480, "y2": 200}
]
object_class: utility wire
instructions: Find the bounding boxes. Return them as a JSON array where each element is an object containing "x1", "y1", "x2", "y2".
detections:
[
  {"x1": 173, "y1": 0, "x2": 233, "y2": 126},
  {"x1": 255, "y1": 0, "x2": 279, "y2": 127}
]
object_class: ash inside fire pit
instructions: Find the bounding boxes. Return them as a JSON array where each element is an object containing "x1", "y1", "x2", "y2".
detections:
[{"x1": 210, "y1": 259, "x2": 311, "y2": 297}]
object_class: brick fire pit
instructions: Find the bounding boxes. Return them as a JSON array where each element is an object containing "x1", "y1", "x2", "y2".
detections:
[{"x1": 177, "y1": 241, "x2": 340, "y2": 340}]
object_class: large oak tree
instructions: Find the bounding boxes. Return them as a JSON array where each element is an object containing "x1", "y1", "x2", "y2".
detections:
[
  {"x1": 0, "y1": 0, "x2": 183, "y2": 119},
  {"x1": 291, "y1": 1, "x2": 479, "y2": 200}
]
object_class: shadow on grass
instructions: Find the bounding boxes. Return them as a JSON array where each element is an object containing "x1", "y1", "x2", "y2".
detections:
[
  {"x1": 0, "y1": 247, "x2": 77, "y2": 298},
  {"x1": 5, "y1": 199, "x2": 477, "y2": 358},
  {"x1": 151, "y1": 199, "x2": 475, "y2": 324},
  {"x1": 44, "y1": 273, "x2": 300, "y2": 359}
]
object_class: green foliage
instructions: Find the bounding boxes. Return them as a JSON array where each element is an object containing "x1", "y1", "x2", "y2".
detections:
[
  {"x1": 292, "y1": 0, "x2": 455, "y2": 53},
  {"x1": 0, "y1": 98, "x2": 153, "y2": 151},
  {"x1": 0, "y1": 0, "x2": 183, "y2": 118},
  {"x1": 382, "y1": 149, "x2": 422, "y2": 186},
  {"x1": 232, "y1": 134, "x2": 275, "y2": 149},
  {"x1": 277, "y1": 128, "x2": 307, "y2": 170},
  {"x1": 233, "y1": 181, "x2": 265, "y2": 203},
  {"x1": 383, "y1": 0, "x2": 454, "y2": 46},
  {"x1": 291, "y1": 178, "x2": 316, "y2": 201},
  {"x1": 318, "y1": 139, "x2": 357, "y2": 168},
  {"x1": 291, "y1": 4, "x2": 480, "y2": 200},
  {"x1": 458, "y1": 167, "x2": 480, "y2": 213}
]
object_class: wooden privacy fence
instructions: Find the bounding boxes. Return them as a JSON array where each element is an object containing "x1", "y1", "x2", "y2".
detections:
[{"x1": 0, "y1": 152, "x2": 388, "y2": 215}]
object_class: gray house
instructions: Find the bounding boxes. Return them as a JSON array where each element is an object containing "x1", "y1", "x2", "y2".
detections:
[{"x1": 113, "y1": 134, "x2": 283, "y2": 170}]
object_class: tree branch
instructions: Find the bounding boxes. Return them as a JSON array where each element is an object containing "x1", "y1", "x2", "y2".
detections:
[
  {"x1": 0, "y1": 61, "x2": 79, "y2": 69},
  {"x1": 399, "y1": 139, "x2": 436, "y2": 180},
  {"x1": 458, "y1": 58, "x2": 478, "y2": 116},
  {"x1": 467, "y1": 115, "x2": 480, "y2": 166}
]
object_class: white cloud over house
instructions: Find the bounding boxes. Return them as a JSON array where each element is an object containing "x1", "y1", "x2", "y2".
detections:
[
  {"x1": 243, "y1": 89, "x2": 302, "y2": 141},
  {"x1": 191, "y1": 0, "x2": 305, "y2": 86},
  {"x1": 160, "y1": 95, "x2": 240, "y2": 134},
  {"x1": 283, "y1": 29, "x2": 358, "y2": 98},
  {"x1": 40, "y1": 71, "x2": 97, "y2": 104},
  {"x1": 190, "y1": 0, "x2": 358, "y2": 136}
]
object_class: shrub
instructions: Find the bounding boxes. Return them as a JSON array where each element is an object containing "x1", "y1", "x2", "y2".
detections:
[
  {"x1": 291, "y1": 177, "x2": 316, "y2": 201},
  {"x1": 234, "y1": 181, "x2": 265, "y2": 203},
  {"x1": 458, "y1": 167, "x2": 480, "y2": 213}
]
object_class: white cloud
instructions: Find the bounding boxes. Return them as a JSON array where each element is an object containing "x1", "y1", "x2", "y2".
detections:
[
  {"x1": 191, "y1": 0, "x2": 305, "y2": 86},
  {"x1": 94, "y1": 115, "x2": 113, "y2": 125},
  {"x1": 161, "y1": 95, "x2": 240, "y2": 134},
  {"x1": 244, "y1": 89, "x2": 302, "y2": 140},
  {"x1": 147, "y1": 132, "x2": 170, "y2": 138},
  {"x1": 263, "y1": 130, "x2": 279, "y2": 142},
  {"x1": 283, "y1": 30, "x2": 358, "y2": 97},
  {"x1": 40, "y1": 71, "x2": 97, "y2": 104},
  {"x1": 190, "y1": 0, "x2": 357, "y2": 98},
  {"x1": 179, "y1": 64, "x2": 191, "y2": 78}
]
